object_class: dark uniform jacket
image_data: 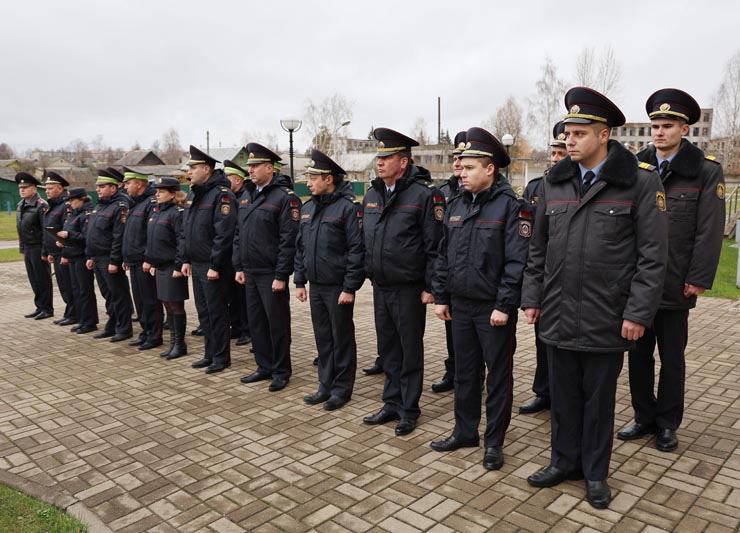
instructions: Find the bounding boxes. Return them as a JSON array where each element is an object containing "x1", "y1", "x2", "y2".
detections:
[
  {"x1": 61, "y1": 201, "x2": 93, "y2": 260},
  {"x1": 438, "y1": 175, "x2": 461, "y2": 203},
  {"x1": 122, "y1": 185, "x2": 157, "y2": 265},
  {"x1": 85, "y1": 190, "x2": 129, "y2": 266},
  {"x1": 523, "y1": 175, "x2": 544, "y2": 226},
  {"x1": 43, "y1": 195, "x2": 71, "y2": 257},
  {"x1": 180, "y1": 170, "x2": 236, "y2": 271},
  {"x1": 294, "y1": 181, "x2": 365, "y2": 292},
  {"x1": 16, "y1": 193, "x2": 48, "y2": 253},
  {"x1": 637, "y1": 139, "x2": 725, "y2": 310},
  {"x1": 145, "y1": 201, "x2": 184, "y2": 268},
  {"x1": 521, "y1": 140, "x2": 668, "y2": 353},
  {"x1": 433, "y1": 175, "x2": 530, "y2": 313},
  {"x1": 233, "y1": 174, "x2": 300, "y2": 281},
  {"x1": 362, "y1": 165, "x2": 444, "y2": 290}
]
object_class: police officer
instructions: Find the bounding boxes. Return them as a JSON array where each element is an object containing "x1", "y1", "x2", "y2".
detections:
[
  {"x1": 430, "y1": 130, "x2": 466, "y2": 394},
  {"x1": 519, "y1": 121, "x2": 568, "y2": 414},
  {"x1": 295, "y1": 149, "x2": 365, "y2": 411},
  {"x1": 181, "y1": 146, "x2": 236, "y2": 374},
  {"x1": 56, "y1": 187, "x2": 98, "y2": 334},
  {"x1": 86, "y1": 169, "x2": 134, "y2": 342},
  {"x1": 235, "y1": 144, "x2": 300, "y2": 392},
  {"x1": 43, "y1": 171, "x2": 76, "y2": 326},
  {"x1": 522, "y1": 87, "x2": 668, "y2": 509},
  {"x1": 223, "y1": 160, "x2": 251, "y2": 347},
  {"x1": 430, "y1": 127, "x2": 529, "y2": 470},
  {"x1": 617, "y1": 89, "x2": 725, "y2": 452},
  {"x1": 15, "y1": 172, "x2": 53, "y2": 319},
  {"x1": 122, "y1": 166, "x2": 162, "y2": 350},
  {"x1": 361, "y1": 128, "x2": 444, "y2": 436}
]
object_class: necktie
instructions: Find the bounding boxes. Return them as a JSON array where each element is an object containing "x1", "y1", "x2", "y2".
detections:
[
  {"x1": 581, "y1": 170, "x2": 595, "y2": 197},
  {"x1": 660, "y1": 160, "x2": 669, "y2": 178}
]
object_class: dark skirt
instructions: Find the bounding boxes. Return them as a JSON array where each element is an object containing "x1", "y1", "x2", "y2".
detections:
[{"x1": 155, "y1": 264, "x2": 189, "y2": 302}]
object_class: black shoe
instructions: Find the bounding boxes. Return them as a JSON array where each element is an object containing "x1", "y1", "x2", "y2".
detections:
[
  {"x1": 128, "y1": 338, "x2": 146, "y2": 347},
  {"x1": 656, "y1": 428, "x2": 678, "y2": 452},
  {"x1": 617, "y1": 421, "x2": 658, "y2": 441},
  {"x1": 138, "y1": 339, "x2": 163, "y2": 351},
  {"x1": 430, "y1": 435, "x2": 479, "y2": 452},
  {"x1": 24, "y1": 310, "x2": 41, "y2": 318},
  {"x1": 235, "y1": 335, "x2": 251, "y2": 346},
  {"x1": 240, "y1": 371, "x2": 272, "y2": 384},
  {"x1": 70, "y1": 325, "x2": 81, "y2": 333},
  {"x1": 527, "y1": 465, "x2": 583, "y2": 487},
  {"x1": 483, "y1": 446, "x2": 504, "y2": 470},
  {"x1": 191, "y1": 358, "x2": 211, "y2": 369},
  {"x1": 312, "y1": 357, "x2": 319, "y2": 366},
  {"x1": 34, "y1": 311, "x2": 53, "y2": 320},
  {"x1": 57, "y1": 317, "x2": 78, "y2": 326},
  {"x1": 586, "y1": 479, "x2": 612, "y2": 509},
  {"x1": 363, "y1": 409, "x2": 400, "y2": 425},
  {"x1": 362, "y1": 363, "x2": 383, "y2": 375},
  {"x1": 304, "y1": 392, "x2": 330, "y2": 405},
  {"x1": 431, "y1": 377, "x2": 454, "y2": 393},
  {"x1": 324, "y1": 396, "x2": 349, "y2": 411},
  {"x1": 395, "y1": 418, "x2": 416, "y2": 436},
  {"x1": 53, "y1": 317, "x2": 65, "y2": 325},
  {"x1": 205, "y1": 363, "x2": 229, "y2": 374},
  {"x1": 110, "y1": 332, "x2": 133, "y2": 342},
  {"x1": 76, "y1": 325, "x2": 98, "y2": 334},
  {"x1": 268, "y1": 378, "x2": 289, "y2": 392},
  {"x1": 93, "y1": 330, "x2": 115, "y2": 339},
  {"x1": 519, "y1": 396, "x2": 550, "y2": 414},
  {"x1": 191, "y1": 326, "x2": 203, "y2": 336}
]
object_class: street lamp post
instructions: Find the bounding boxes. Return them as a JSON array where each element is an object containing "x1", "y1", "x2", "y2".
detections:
[
  {"x1": 329, "y1": 120, "x2": 351, "y2": 156},
  {"x1": 501, "y1": 133, "x2": 514, "y2": 180},
  {"x1": 280, "y1": 116, "x2": 302, "y2": 183}
]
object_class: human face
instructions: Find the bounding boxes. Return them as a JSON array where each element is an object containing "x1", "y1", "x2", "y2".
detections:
[
  {"x1": 376, "y1": 153, "x2": 407, "y2": 181},
  {"x1": 452, "y1": 154, "x2": 463, "y2": 177},
  {"x1": 18, "y1": 185, "x2": 36, "y2": 199},
  {"x1": 187, "y1": 163, "x2": 211, "y2": 186},
  {"x1": 45, "y1": 183, "x2": 64, "y2": 200},
  {"x1": 651, "y1": 119, "x2": 688, "y2": 156},
  {"x1": 460, "y1": 157, "x2": 495, "y2": 194},
  {"x1": 155, "y1": 188, "x2": 175, "y2": 203},
  {"x1": 227, "y1": 174, "x2": 244, "y2": 193},
  {"x1": 306, "y1": 173, "x2": 334, "y2": 196},
  {"x1": 565, "y1": 123, "x2": 609, "y2": 168},
  {"x1": 550, "y1": 146, "x2": 568, "y2": 165},
  {"x1": 96, "y1": 183, "x2": 117, "y2": 199},
  {"x1": 124, "y1": 179, "x2": 145, "y2": 197},
  {"x1": 248, "y1": 162, "x2": 274, "y2": 187},
  {"x1": 70, "y1": 198, "x2": 84, "y2": 209}
]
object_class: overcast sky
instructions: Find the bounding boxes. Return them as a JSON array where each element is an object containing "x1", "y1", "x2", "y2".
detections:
[{"x1": 2, "y1": 0, "x2": 738, "y2": 155}]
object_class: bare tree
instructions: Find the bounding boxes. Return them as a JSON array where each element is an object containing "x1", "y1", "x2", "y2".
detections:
[
  {"x1": 485, "y1": 96, "x2": 525, "y2": 141},
  {"x1": 527, "y1": 57, "x2": 567, "y2": 150},
  {"x1": 574, "y1": 45, "x2": 622, "y2": 97},
  {"x1": 160, "y1": 127, "x2": 184, "y2": 165},
  {"x1": 241, "y1": 131, "x2": 280, "y2": 153},
  {"x1": 713, "y1": 50, "x2": 740, "y2": 171},
  {"x1": 68, "y1": 139, "x2": 92, "y2": 164},
  {"x1": 0, "y1": 142, "x2": 15, "y2": 159},
  {"x1": 410, "y1": 117, "x2": 428, "y2": 145},
  {"x1": 303, "y1": 93, "x2": 353, "y2": 155}
]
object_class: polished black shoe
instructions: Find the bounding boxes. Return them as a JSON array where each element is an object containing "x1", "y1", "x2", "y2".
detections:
[
  {"x1": 110, "y1": 332, "x2": 133, "y2": 342},
  {"x1": 191, "y1": 358, "x2": 211, "y2": 369},
  {"x1": 128, "y1": 337, "x2": 146, "y2": 347},
  {"x1": 656, "y1": 428, "x2": 678, "y2": 452},
  {"x1": 235, "y1": 335, "x2": 251, "y2": 346},
  {"x1": 240, "y1": 371, "x2": 272, "y2": 384},
  {"x1": 191, "y1": 326, "x2": 203, "y2": 336},
  {"x1": 431, "y1": 377, "x2": 454, "y2": 393},
  {"x1": 324, "y1": 396, "x2": 349, "y2": 411},
  {"x1": 268, "y1": 378, "x2": 289, "y2": 392},
  {"x1": 312, "y1": 357, "x2": 319, "y2": 366},
  {"x1": 76, "y1": 325, "x2": 98, "y2": 334},
  {"x1": 430, "y1": 435, "x2": 479, "y2": 452},
  {"x1": 362, "y1": 363, "x2": 383, "y2": 375},
  {"x1": 71, "y1": 325, "x2": 81, "y2": 333},
  {"x1": 304, "y1": 392, "x2": 330, "y2": 405},
  {"x1": 138, "y1": 339, "x2": 163, "y2": 351},
  {"x1": 34, "y1": 311, "x2": 53, "y2": 320},
  {"x1": 93, "y1": 330, "x2": 115, "y2": 339},
  {"x1": 519, "y1": 396, "x2": 550, "y2": 414},
  {"x1": 363, "y1": 409, "x2": 400, "y2": 425},
  {"x1": 616, "y1": 421, "x2": 658, "y2": 441},
  {"x1": 205, "y1": 363, "x2": 229, "y2": 374},
  {"x1": 24, "y1": 310, "x2": 41, "y2": 318},
  {"x1": 527, "y1": 464, "x2": 583, "y2": 487},
  {"x1": 57, "y1": 317, "x2": 78, "y2": 326},
  {"x1": 586, "y1": 479, "x2": 612, "y2": 509},
  {"x1": 53, "y1": 317, "x2": 65, "y2": 325},
  {"x1": 395, "y1": 418, "x2": 416, "y2": 436},
  {"x1": 483, "y1": 446, "x2": 504, "y2": 470}
]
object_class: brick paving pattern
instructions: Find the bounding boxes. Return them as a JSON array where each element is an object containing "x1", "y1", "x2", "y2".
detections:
[{"x1": 1, "y1": 260, "x2": 739, "y2": 532}]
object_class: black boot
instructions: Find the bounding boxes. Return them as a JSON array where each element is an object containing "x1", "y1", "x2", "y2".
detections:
[
  {"x1": 166, "y1": 314, "x2": 188, "y2": 360},
  {"x1": 160, "y1": 315, "x2": 175, "y2": 358}
]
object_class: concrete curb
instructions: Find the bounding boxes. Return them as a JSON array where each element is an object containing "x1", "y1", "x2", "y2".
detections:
[{"x1": 0, "y1": 469, "x2": 113, "y2": 533}]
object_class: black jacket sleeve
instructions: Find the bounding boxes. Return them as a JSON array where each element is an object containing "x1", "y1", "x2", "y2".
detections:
[
  {"x1": 521, "y1": 187, "x2": 549, "y2": 309},
  {"x1": 495, "y1": 197, "x2": 530, "y2": 314},
  {"x1": 209, "y1": 191, "x2": 237, "y2": 272},
  {"x1": 293, "y1": 212, "x2": 307, "y2": 288},
  {"x1": 342, "y1": 202, "x2": 365, "y2": 293},
  {"x1": 686, "y1": 161, "x2": 725, "y2": 289},
  {"x1": 432, "y1": 213, "x2": 451, "y2": 306},
  {"x1": 274, "y1": 193, "x2": 300, "y2": 281},
  {"x1": 422, "y1": 190, "x2": 444, "y2": 292},
  {"x1": 110, "y1": 202, "x2": 128, "y2": 267}
]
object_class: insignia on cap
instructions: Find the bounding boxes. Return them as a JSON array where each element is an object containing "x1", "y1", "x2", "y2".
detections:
[
  {"x1": 309, "y1": 160, "x2": 315, "y2": 167},
  {"x1": 378, "y1": 141, "x2": 385, "y2": 148},
  {"x1": 570, "y1": 104, "x2": 580, "y2": 114},
  {"x1": 157, "y1": 178, "x2": 163, "y2": 184},
  {"x1": 249, "y1": 153, "x2": 254, "y2": 158},
  {"x1": 557, "y1": 133, "x2": 566, "y2": 140},
  {"x1": 457, "y1": 142, "x2": 465, "y2": 150},
  {"x1": 465, "y1": 142, "x2": 472, "y2": 149},
  {"x1": 660, "y1": 103, "x2": 671, "y2": 111}
]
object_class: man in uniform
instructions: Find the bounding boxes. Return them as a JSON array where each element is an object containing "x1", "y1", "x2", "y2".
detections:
[
  {"x1": 519, "y1": 121, "x2": 568, "y2": 414},
  {"x1": 122, "y1": 166, "x2": 162, "y2": 350},
  {"x1": 361, "y1": 128, "x2": 444, "y2": 436},
  {"x1": 86, "y1": 169, "x2": 134, "y2": 342},
  {"x1": 295, "y1": 149, "x2": 365, "y2": 411},
  {"x1": 15, "y1": 172, "x2": 53, "y2": 319},
  {"x1": 235, "y1": 143, "x2": 300, "y2": 392},
  {"x1": 42, "y1": 171, "x2": 76, "y2": 326},
  {"x1": 430, "y1": 127, "x2": 529, "y2": 470},
  {"x1": 617, "y1": 89, "x2": 725, "y2": 452},
  {"x1": 522, "y1": 87, "x2": 668, "y2": 509},
  {"x1": 181, "y1": 146, "x2": 237, "y2": 374}
]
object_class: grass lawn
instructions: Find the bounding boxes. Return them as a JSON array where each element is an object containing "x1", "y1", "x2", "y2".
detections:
[
  {"x1": 704, "y1": 238, "x2": 740, "y2": 300},
  {"x1": 0, "y1": 483, "x2": 87, "y2": 533},
  {"x1": 0, "y1": 213, "x2": 17, "y2": 239},
  {"x1": 0, "y1": 248, "x2": 22, "y2": 263}
]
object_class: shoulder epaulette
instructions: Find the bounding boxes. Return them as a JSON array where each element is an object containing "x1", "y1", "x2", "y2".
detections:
[
  {"x1": 638, "y1": 162, "x2": 656, "y2": 172},
  {"x1": 219, "y1": 186, "x2": 229, "y2": 193},
  {"x1": 177, "y1": 207, "x2": 184, "y2": 212},
  {"x1": 282, "y1": 187, "x2": 296, "y2": 195},
  {"x1": 705, "y1": 155, "x2": 721, "y2": 164},
  {"x1": 149, "y1": 197, "x2": 157, "y2": 203},
  {"x1": 118, "y1": 201, "x2": 127, "y2": 207}
]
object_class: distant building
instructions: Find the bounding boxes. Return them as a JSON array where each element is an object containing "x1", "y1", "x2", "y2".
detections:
[
  {"x1": 114, "y1": 150, "x2": 166, "y2": 167},
  {"x1": 611, "y1": 108, "x2": 713, "y2": 152}
]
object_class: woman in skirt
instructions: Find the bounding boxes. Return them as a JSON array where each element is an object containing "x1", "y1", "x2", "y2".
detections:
[{"x1": 143, "y1": 177, "x2": 189, "y2": 359}]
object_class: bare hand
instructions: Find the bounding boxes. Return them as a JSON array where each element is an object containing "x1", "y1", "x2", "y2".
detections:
[
  {"x1": 142, "y1": 262, "x2": 151, "y2": 273},
  {"x1": 435, "y1": 304, "x2": 452, "y2": 321},
  {"x1": 207, "y1": 268, "x2": 219, "y2": 281},
  {"x1": 122, "y1": 263, "x2": 129, "y2": 271},
  {"x1": 55, "y1": 241, "x2": 64, "y2": 248},
  {"x1": 490, "y1": 310, "x2": 509, "y2": 326},
  {"x1": 150, "y1": 267, "x2": 156, "y2": 276},
  {"x1": 524, "y1": 308, "x2": 541, "y2": 324},
  {"x1": 338, "y1": 291, "x2": 354, "y2": 304},
  {"x1": 181, "y1": 263, "x2": 191, "y2": 277},
  {"x1": 108, "y1": 264, "x2": 119, "y2": 274},
  {"x1": 60, "y1": 257, "x2": 69, "y2": 266},
  {"x1": 235, "y1": 271, "x2": 245, "y2": 285},
  {"x1": 683, "y1": 283, "x2": 706, "y2": 298},
  {"x1": 44, "y1": 255, "x2": 52, "y2": 264},
  {"x1": 421, "y1": 290, "x2": 435, "y2": 304},
  {"x1": 621, "y1": 319, "x2": 645, "y2": 341},
  {"x1": 272, "y1": 279, "x2": 286, "y2": 292},
  {"x1": 86, "y1": 259, "x2": 93, "y2": 270},
  {"x1": 56, "y1": 230, "x2": 68, "y2": 239},
  {"x1": 296, "y1": 287, "x2": 307, "y2": 302}
]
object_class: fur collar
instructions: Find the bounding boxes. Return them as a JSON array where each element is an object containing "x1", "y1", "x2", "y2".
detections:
[
  {"x1": 547, "y1": 139, "x2": 638, "y2": 187},
  {"x1": 637, "y1": 138, "x2": 704, "y2": 178}
]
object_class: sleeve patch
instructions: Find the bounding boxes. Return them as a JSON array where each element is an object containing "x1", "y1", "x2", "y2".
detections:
[
  {"x1": 656, "y1": 191, "x2": 667, "y2": 211},
  {"x1": 717, "y1": 183, "x2": 725, "y2": 199},
  {"x1": 434, "y1": 205, "x2": 444, "y2": 221},
  {"x1": 518, "y1": 219, "x2": 532, "y2": 238}
]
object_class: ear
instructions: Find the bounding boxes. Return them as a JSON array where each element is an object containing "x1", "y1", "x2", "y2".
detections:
[
  {"x1": 487, "y1": 162, "x2": 496, "y2": 177},
  {"x1": 681, "y1": 123, "x2": 690, "y2": 136}
]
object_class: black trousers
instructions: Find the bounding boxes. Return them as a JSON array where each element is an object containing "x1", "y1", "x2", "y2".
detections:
[
  {"x1": 129, "y1": 263, "x2": 163, "y2": 343},
  {"x1": 442, "y1": 317, "x2": 455, "y2": 380},
  {"x1": 531, "y1": 322, "x2": 550, "y2": 400},
  {"x1": 69, "y1": 258, "x2": 98, "y2": 327},
  {"x1": 92, "y1": 256, "x2": 132, "y2": 335},
  {"x1": 451, "y1": 297, "x2": 516, "y2": 447},
  {"x1": 245, "y1": 273, "x2": 292, "y2": 380},
  {"x1": 373, "y1": 284, "x2": 425, "y2": 420},
  {"x1": 548, "y1": 347, "x2": 623, "y2": 481},
  {"x1": 53, "y1": 256, "x2": 76, "y2": 320},
  {"x1": 229, "y1": 276, "x2": 250, "y2": 337},
  {"x1": 628, "y1": 309, "x2": 689, "y2": 430},
  {"x1": 23, "y1": 245, "x2": 53, "y2": 314},
  {"x1": 309, "y1": 284, "x2": 356, "y2": 399},
  {"x1": 191, "y1": 263, "x2": 230, "y2": 366}
]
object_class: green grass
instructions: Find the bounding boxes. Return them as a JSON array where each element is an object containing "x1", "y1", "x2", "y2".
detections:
[
  {"x1": 0, "y1": 483, "x2": 87, "y2": 533},
  {"x1": 0, "y1": 248, "x2": 22, "y2": 263},
  {"x1": 0, "y1": 212, "x2": 17, "y2": 239},
  {"x1": 704, "y1": 239, "x2": 740, "y2": 300}
]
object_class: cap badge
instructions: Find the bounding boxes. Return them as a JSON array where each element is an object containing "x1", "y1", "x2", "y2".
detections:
[
  {"x1": 309, "y1": 160, "x2": 315, "y2": 167},
  {"x1": 570, "y1": 104, "x2": 580, "y2": 114},
  {"x1": 249, "y1": 153, "x2": 254, "y2": 158},
  {"x1": 457, "y1": 142, "x2": 465, "y2": 150},
  {"x1": 465, "y1": 142, "x2": 472, "y2": 149},
  {"x1": 378, "y1": 141, "x2": 385, "y2": 148},
  {"x1": 557, "y1": 133, "x2": 566, "y2": 140},
  {"x1": 660, "y1": 103, "x2": 671, "y2": 111}
]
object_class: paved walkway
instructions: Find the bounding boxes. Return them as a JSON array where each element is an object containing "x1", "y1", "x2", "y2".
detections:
[{"x1": 1, "y1": 260, "x2": 739, "y2": 532}]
